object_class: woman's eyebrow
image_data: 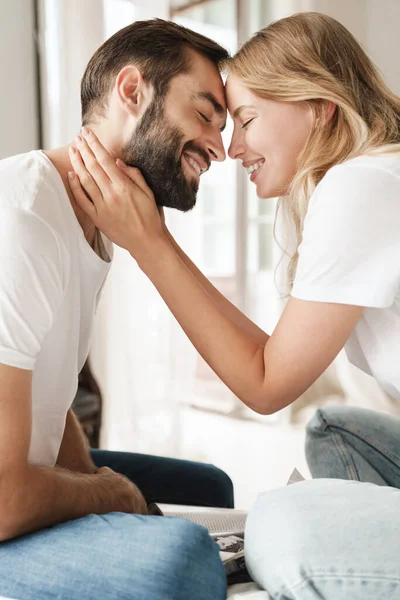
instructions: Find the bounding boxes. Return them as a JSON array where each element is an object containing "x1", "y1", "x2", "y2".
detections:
[{"x1": 232, "y1": 105, "x2": 256, "y2": 119}]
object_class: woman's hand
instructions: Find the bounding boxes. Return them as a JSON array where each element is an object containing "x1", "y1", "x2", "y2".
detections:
[{"x1": 68, "y1": 127, "x2": 168, "y2": 266}]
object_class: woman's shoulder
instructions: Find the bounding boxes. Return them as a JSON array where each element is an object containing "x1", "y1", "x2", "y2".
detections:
[
  {"x1": 312, "y1": 151, "x2": 400, "y2": 207},
  {"x1": 324, "y1": 152, "x2": 400, "y2": 186},
  {"x1": 306, "y1": 151, "x2": 400, "y2": 225}
]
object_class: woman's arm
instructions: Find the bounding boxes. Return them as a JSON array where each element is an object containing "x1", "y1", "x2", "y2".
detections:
[
  {"x1": 164, "y1": 228, "x2": 268, "y2": 346},
  {"x1": 68, "y1": 130, "x2": 363, "y2": 414},
  {"x1": 136, "y1": 240, "x2": 362, "y2": 413}
]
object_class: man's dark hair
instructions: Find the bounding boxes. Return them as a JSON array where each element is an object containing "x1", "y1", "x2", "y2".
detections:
[{"x1": 81, "y1": 19, "x2": 229, "y2": 125}]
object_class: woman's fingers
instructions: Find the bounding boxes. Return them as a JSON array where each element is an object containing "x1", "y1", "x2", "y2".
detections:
[
  {"x1": 69, "y1": 144, "x2": 105, "y2": 209},
  {"x1": 67, "y1": 169, "x2": 97, "y2": 220},
  {"x1": 81, "y1": 127, "x2": 122, "y2": 183},
  {"x1": 74, "y1": 134, "x2": 111, "y2": 192},
  {"x1": 116, "y1": 160, "x2": 153, "y2": 198}
]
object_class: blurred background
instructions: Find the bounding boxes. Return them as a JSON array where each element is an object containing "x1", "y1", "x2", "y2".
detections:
[{"x1": 1, "y1": 0, "x2": 399, "y2": 508}]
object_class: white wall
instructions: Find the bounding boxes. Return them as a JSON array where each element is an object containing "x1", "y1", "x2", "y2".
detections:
[
  {"x1": 0, "y1": 0, "x2": 39, "y2": 158},
  {"x1": 37, "y1": 0, "x2": 105, "y2": 149},
  {"x1": 307, "y1": 0, "x2": 400, "y2": 93},
  {"x1": 366, "y1": 0, "x2": 400, "y2": 94}
]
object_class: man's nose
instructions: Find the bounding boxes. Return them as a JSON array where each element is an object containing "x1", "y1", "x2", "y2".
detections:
[{"x1": 206, "y1": 130, "x2": 226, "y2": 162}]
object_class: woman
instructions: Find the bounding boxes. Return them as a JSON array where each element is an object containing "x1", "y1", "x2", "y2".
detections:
[{"x1": 69, "y1": 12, "x2": 400, "y2": 599}]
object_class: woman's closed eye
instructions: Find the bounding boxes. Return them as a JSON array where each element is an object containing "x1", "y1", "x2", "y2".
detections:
[{"x1": 241, "y1": 117, "x2": 256, "y2": 130}]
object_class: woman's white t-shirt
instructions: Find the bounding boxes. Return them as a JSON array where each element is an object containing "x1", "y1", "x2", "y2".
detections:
[
  {"x1": 292, "y1": 153, "x2": 400, "y2": 401},
  {"x1": 0, "y1": 151, "x2": 113, "y2": 466}
]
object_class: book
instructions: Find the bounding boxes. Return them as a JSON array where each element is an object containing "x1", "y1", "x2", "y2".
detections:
[
  {"x1": 158, "y1": 504, "x2": 247, "y2": 535},
  {"x1": 157, "y1": 504, "x2": 249, "y2": 583},
  {"x1": 156, "y1": 468, "x2": 306, "y2": 585}
]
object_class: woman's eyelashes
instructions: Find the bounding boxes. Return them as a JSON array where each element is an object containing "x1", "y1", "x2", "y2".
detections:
[{"x1": 241, "y1": 117, "x2": 256, "y2": 130}]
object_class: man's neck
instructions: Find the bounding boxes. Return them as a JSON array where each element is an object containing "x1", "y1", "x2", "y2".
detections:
[
  {"x1": 45, "y1": 145, "x2": 97, "y2": 247},
  {"x1": 45, "y1": 123, "x2": 122, "y2": 247}
]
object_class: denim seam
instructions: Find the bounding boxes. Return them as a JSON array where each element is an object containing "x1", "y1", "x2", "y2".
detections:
[
  {"x1": 327, "y1": 422, "x2": 400, "y2": 469},
  {"x1": 317, "y1": 408, "x2": 400, "y2": 474},
  {"x1": 333, "y1": 429, "x2": 361, "y2": 479},
  {"x1": 281, "y1": 572, "x2": 400, "y2": 598}
]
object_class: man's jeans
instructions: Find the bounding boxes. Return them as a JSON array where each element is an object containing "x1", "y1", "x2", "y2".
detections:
[
  {"x1": 0, "y1": 452, "x2": 232, "y2": 599},
  {"x1": 0, "y1": 514, "x2": 226, "y2": 600},
  {"x1": 90, "y1": 450, "x2": 234, "y2": 507},
  {"x1": 244, "y1": 406, "x2": 400, "y2": 599}
]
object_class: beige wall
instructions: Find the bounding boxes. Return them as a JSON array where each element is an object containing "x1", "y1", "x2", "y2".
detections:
[
  {"x1": 259, "y1": 0, "x2": 400, "y2": 94},
  {"x1": 0, "y1": 0, "x2": 39, "y2": 158},
  {"x1": 304, "y1": 0, "x2": 399, "y2": 93}
]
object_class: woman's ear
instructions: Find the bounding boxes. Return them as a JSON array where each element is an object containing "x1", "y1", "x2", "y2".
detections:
[
  {"x1": 115, "y1": 66, "x2": 149, "y2": 117},
  {"x1": 322, "y1": 100, "x2": 337, "y2": 124},
  {"x1": 313, "y1": 100, "x2": 337, "y2": 129}
]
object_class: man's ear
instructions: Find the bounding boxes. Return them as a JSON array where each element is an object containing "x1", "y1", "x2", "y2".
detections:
[{"x1": 115, "y1": 66, "x2": 150, "y2": 117}]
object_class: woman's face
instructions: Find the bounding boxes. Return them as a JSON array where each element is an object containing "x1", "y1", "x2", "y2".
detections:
[{"x1": 226, "y1": 76, "x2": 314, "y2": 199}]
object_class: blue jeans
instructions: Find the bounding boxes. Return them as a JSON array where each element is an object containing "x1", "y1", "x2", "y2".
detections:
[
  {"x1": 90, "y1": 450, "x2": 234, "y2": 507},
  {"x1": 305, "y1": 405, "x2": 400, "y2": 485},
  {"x1": 243, "y1": 406, "x2": 400, "y2": 599},
  {"x1": 0, "y1": 514, "x2": 226, "y2": 600},
  {"x1": 0, "y1": 451, "x2": 232, "y2": 599}
]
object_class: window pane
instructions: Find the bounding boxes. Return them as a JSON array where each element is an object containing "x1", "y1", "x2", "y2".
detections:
[
  {"x1": 259, "y1": 222, "x2": 274, "y2": 271},
  {"x1": 175, "y1": 0, "x2": 236, "y2": 29},
  {"x1": 259, "y1": 197, "x2": 276, "y2": 217},
  {"x1": 247, "y1": 222, "x2": 258, "y2": 273},
  {"x1": 203, "y1": 224, "x2": 235, "y2": 275},
  {"x1": 201, "y1": 181, "x2": 236, "y2": 221},
  {"x1": 174, "y1": 2, "x2": 237, "y2": 278},
  {"x1": 103, "y1": 0, "x2": 136, "y2": 37}
]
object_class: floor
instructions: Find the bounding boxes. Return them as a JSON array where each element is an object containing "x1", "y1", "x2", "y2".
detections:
[{"x1": 180, "y1": 406, "x2": 310, "y2": 510}]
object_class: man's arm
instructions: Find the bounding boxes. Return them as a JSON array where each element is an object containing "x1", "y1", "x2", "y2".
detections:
[
  {"x1": 0, "y1": 364, "x2": 148, "y2": 542},
  {"x1": 56, "y1": 409, "x2": 97, "y2": 474}
]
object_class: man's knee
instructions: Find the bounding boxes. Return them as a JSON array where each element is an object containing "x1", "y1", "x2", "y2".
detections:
[
  {"x1": 52, "y1": 514, "x2": 226, "y2": 599},
  {"x1": 99, "y1": 516, "x2": 226, "y2": 600},
  {"x1": 206, "y1": 464, "x2": 234, "y2": 508}
]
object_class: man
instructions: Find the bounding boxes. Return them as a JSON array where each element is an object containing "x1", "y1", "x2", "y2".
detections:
[{"x1": 0, "y1": 19, "x2": 229, "y2": 599}]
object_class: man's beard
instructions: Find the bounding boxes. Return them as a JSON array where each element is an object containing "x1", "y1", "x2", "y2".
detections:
[{"x1": 121, "y1": 97, "x2": 209, "y2": 212}]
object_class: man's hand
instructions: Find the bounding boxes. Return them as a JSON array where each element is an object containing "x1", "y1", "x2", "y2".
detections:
[{"x1": 96, "y1": 467, "x2": 148, "y2": 515}]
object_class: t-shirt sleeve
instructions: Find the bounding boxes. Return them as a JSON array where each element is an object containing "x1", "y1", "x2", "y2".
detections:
[
  {"x1": 0, "y1": 208, "x2": 65, "y2": 369},
  {"x1": 292, "y1": 162, "x2": 400, "y2": 307}
]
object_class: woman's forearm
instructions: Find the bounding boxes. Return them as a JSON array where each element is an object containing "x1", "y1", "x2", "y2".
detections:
[
  {"x1": 165, "y1": 229, "x2": 269, "y2": 347},
  {"x1": 137, "y1": 239, "x2": 270, "y2": 412}
]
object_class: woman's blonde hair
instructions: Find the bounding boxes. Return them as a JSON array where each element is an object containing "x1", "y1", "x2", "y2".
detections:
[{"x1": 224, "y1": 12, "x2": 400, "y2": 290}]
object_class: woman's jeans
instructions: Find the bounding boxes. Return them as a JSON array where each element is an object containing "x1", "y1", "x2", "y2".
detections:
[
  {"x1": 244, "y1": 406, "x2": 400, "y2": 599},
  {"x1": 0, "y1": 452, "x2": 231, "y2": 600}
]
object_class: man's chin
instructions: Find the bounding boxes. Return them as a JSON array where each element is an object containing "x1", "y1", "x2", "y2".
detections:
[
  {"x1": 160, "y1": 199, "x2": 197, "y2": 213},
  {"x1": 155, "y1": 193, "x2": 197, "y2": 212}
]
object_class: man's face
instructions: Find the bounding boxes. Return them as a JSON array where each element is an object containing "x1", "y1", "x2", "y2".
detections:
[{"x1": 122, "y1": 50, "x2": 227, "y2": 211}]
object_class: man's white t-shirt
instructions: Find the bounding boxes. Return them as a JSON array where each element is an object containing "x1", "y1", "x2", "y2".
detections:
[
  {"x1": 0, "y1": 151, "x2": 113, "y2": 466},
  {"x1": 292, "y1": 153, "x2": 400, "y2": 400}
]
